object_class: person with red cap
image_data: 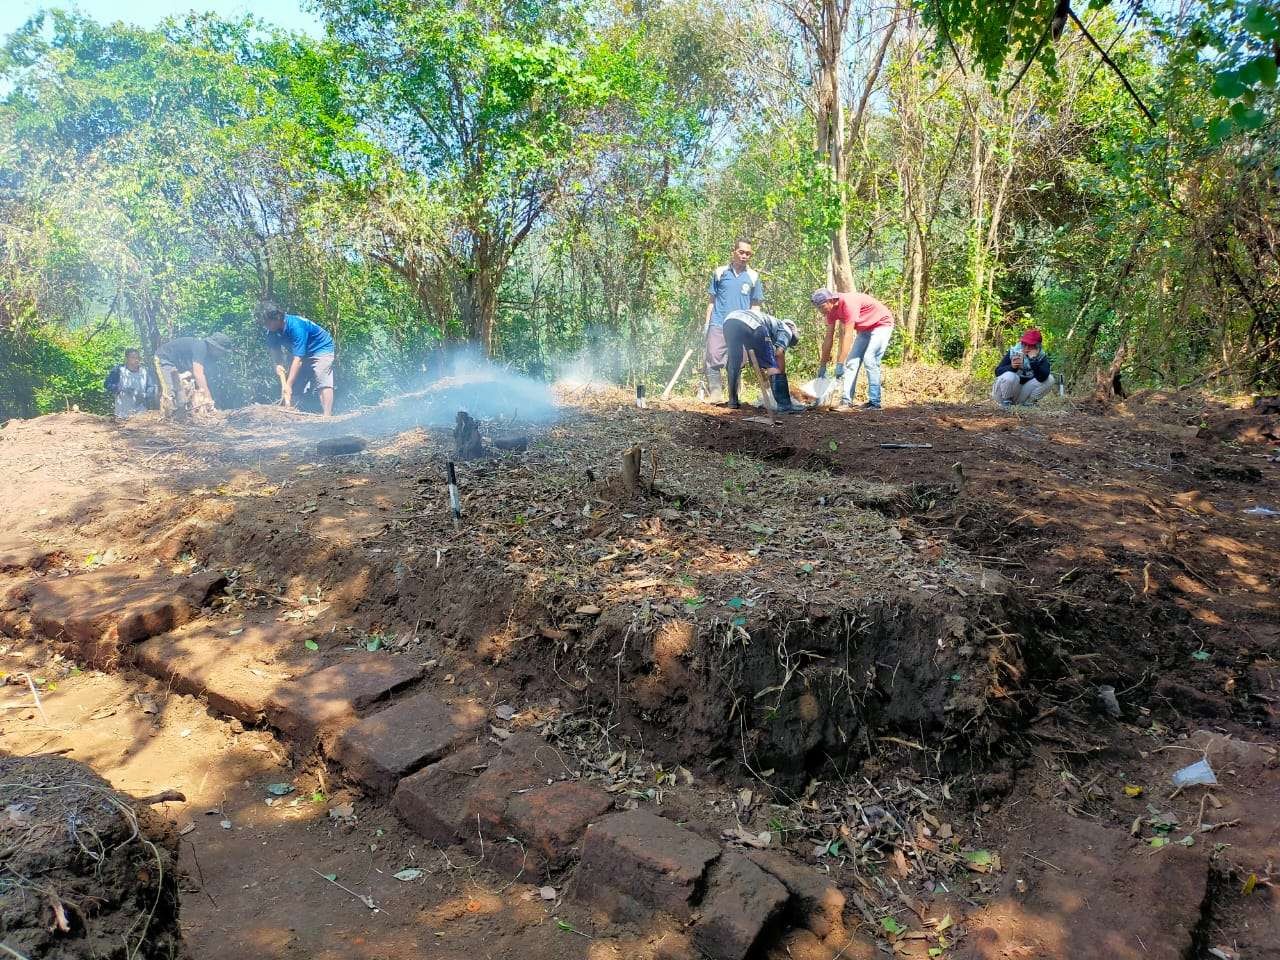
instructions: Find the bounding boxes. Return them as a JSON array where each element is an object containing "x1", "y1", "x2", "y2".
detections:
[{"x1": 992, "y1": 329, "x2": 1054, "y2": 408}]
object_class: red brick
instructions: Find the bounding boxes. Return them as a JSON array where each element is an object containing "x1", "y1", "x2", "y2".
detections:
[
  {"x1": 392, "y1": 734, "x2": 612, "y2": 876},
  {"x1": 575, "y1": 808, "x2": 720, "y2": 920},
  {"x1": 458, "y1": 734, "x2": 607, "y2": 875},
  {"x1": 691, "y1": 850, "x2": 789, "y2": 960},
  {"x1": 392, "y1": 742, "x2": 495, "y2": 846},
  {"x1": 12, "y1": 568, "x2": 225, "y2": 666},
  {"x1": 132, "y1": 624, "x2": 288, "y2": 723},
  {"x1": 745, "y1": 849, "x2": 846, "y2": 940},
  {"x1": 463, "y1": 735, "x2": 552, "y2": 827},
  {"x1": 503, "y1": 780, "x2": 613, "y2": 870},
  {"x1": 264, "y1": 656, "x2": 423, "y2": 744},
  {"x1": 330, "y1": 693, "x2": 486, "y2": 796}
]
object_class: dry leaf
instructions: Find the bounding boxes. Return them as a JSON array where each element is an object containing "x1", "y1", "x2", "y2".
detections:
[
  {"x1": 722, "y1": 826, "x2": 770, "y2": 849},
  {"x1": 892, "y1": 847, "x2": 910, "y2": 878}
]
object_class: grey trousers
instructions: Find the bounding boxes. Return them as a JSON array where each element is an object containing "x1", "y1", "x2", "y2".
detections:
[{"x1": 992, "y1": 371, "x2": 1054, "y2": 406}]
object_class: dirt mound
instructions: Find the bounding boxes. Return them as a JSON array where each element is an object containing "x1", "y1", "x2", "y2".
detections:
[
  {"x1": 0, "y1": 754, "x2": 185, "y2": 960},
  {"x1": 890, "y1": 361, "x2": 985, "y2": 405}
]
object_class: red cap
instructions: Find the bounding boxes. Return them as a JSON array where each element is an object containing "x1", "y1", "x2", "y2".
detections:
[{"x1": 1020, "y1": 328, "x2": 1043, "y2": 347}]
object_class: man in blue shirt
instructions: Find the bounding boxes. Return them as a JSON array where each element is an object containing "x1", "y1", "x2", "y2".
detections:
[
  {"x1": 259, "y1": 301, "x2": 336, "y2": 416},
  {"x1": 703, "y1": 239, "x2": 764, "y2": 401}
]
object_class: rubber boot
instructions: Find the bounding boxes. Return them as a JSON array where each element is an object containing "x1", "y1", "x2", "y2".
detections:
[
  {"x1": 772, "y1": 373, "x2": 805, "y2": 414},
  {"x1": 705, "y1": 367, "x2": 724, "y2": 404},
  {"x1": 726, "y1": 370, "x2": 741, "y2": 409}
]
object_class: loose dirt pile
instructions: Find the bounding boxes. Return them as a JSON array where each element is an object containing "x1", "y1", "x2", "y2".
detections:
[{"x1": 0, "y1": 754, "x2": 184, "y2": 960}]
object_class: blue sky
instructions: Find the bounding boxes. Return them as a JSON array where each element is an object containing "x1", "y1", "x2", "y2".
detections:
[{"x1": 0, "y1": 1, "x2": 323, "y2": 39}]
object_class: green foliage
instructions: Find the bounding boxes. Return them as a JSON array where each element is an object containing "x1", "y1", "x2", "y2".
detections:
[
  {"x1": 3, "y1": 0, "x2": 1280, "y2": 420},
  {"x1": 922, "y1": 0, "x2": 1111, "y2": 80},
  {"x1": 0, "y1": 323, "x2": 135, "y2": 418}
]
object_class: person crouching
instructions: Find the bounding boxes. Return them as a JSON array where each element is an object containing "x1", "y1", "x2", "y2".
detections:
[
  {"x1": 992, "y1": 328, "x2": 1054, "y2": 408},
  {"x1": 722, "y1": 309, "x2": 803, "y2": 413}
]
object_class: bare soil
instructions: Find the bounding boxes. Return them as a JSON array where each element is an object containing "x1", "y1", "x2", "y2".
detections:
[
  {"x1": 0, "y1": 753, "x2": 183, "y2": 960},
  {"x1": 2, "y1": 380, "x2": 1279, "y2": 959}
]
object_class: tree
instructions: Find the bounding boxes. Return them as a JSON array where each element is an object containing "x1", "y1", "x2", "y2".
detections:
[{"x1": 314, "y1": 0, "x2": 666, "y2": 353}]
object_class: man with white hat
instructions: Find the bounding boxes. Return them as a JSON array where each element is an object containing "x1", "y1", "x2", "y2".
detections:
[
  {"x1": 155, "y1": 332, "x2": 232, "y2": 414},
  {"x1": 721, "y1": 308, "x2": 803, "y2": 414}
]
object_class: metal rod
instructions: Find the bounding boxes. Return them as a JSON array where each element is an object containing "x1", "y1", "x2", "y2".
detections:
[{"x1": 445, "y1": 461, "x2": 461, "y2": 523}]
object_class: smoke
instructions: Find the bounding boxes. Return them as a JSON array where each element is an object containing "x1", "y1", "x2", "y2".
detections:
[
  {"x1": 338, "y1": 350, "x2": 561, "y2": 437},
  {"x1": 552, "y1": 351, "x2": 615, "y2": 394}
]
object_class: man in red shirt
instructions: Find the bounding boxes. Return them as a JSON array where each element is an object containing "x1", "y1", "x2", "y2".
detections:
[{"x1": 811, "y1": 288, "x2": 895, "y2": 409}]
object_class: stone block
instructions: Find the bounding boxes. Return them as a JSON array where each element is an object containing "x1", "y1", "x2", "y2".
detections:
[
  {"x1": 746, "y1": 849, "x2": 846, "y2": 939},
  {"x1": 392, "y1": 742, "x2": 495, "y2": 846},
  {"x1": 132, "y1": 624, "x2": 288, "y2": 723},
  {"x1": 575, "y1": 808, "x2": 720, "y2": 920},
  {"x1": 393, "y1": 733, "x2": 610, "y2": 875},
  {"x1": 502, "y1": 780, "x2": 613, "y2": 870},
  {"x1": 264, "y1": 656, "x2": 423, "y2": 744},
  {"x1": 330, "y1": 692, "x2": 485, "y2": 796},
  {"x1": 691, "y1": 850, "x2": 789, "y2": 960},
  {"x1": 14, "y1": 567, "x2": 225, "y2": 665}
]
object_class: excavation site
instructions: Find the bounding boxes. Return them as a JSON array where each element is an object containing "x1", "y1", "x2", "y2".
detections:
[{"x1": 3, "y1": 381, "x2": 1278, "y2": 960}]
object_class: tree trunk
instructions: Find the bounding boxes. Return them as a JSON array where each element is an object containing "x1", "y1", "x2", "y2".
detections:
[
  {"x1": 457, "y1": 251, "x2": 501, "y2": 355},
  {"x1": 812, "y1": 0, "x2": 856, "y2": 293},
  {"x1": 905, "y1": 220, "x2": 927, "y2": 355},
  {"x1": 966, "y1": 113, "x2": 987, "y2": 359}
]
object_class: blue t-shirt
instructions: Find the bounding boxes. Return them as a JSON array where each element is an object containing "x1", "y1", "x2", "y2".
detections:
[
  {"x1": 708, "y1": 265, "x2": 763, "y2": 328},
  {"x1": 267, "y1": 314, "x2": 334, "y2": 357}
]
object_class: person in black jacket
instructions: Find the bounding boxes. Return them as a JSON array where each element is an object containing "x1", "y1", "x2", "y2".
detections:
[
  {"x1": 104, "y1": 349, "x2": 158, "y2": 419},
  {"x1": 992, "y1": 328, "x2": 1054, "y2": 408},
  {"x1": 722, "y1": 308, "x2": 803, "y2": 413}
]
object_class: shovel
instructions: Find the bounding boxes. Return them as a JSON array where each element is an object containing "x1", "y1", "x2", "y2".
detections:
[{"x1": 747, "y1": 351, "x2": 779, "y2": 414}]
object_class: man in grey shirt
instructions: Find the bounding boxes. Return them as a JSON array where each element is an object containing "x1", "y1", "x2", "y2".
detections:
[{"x1": 703, "y1": 239, "x2": 764, "y2": 401}]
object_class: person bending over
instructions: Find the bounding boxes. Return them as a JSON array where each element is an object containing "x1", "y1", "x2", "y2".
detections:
[
  {"x1": 722, "y1": 308, "x2": 802, "y2": 413},
  {"x1": 259, "y1": 301, "x2": 336, "y2": 416},
  {"x1": 811, "y1": 288, "x2": 895, "y2": 409},
  {"x1": 155, "y1": 333, "x2": 231, "y2": 414}
]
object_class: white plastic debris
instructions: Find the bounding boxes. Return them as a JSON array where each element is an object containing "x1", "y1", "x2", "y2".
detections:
[
  {"x1": 798, "y1": 376, "x2": 838, "y2": 406},
  {"x1": 1171, "y1": 758, "x2": 1217, "y2": 788}
]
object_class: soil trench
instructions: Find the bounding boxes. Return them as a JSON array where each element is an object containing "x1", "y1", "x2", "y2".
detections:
[{"x1": 2, "y1": 386, "x2": 1279, "y2": 959}]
